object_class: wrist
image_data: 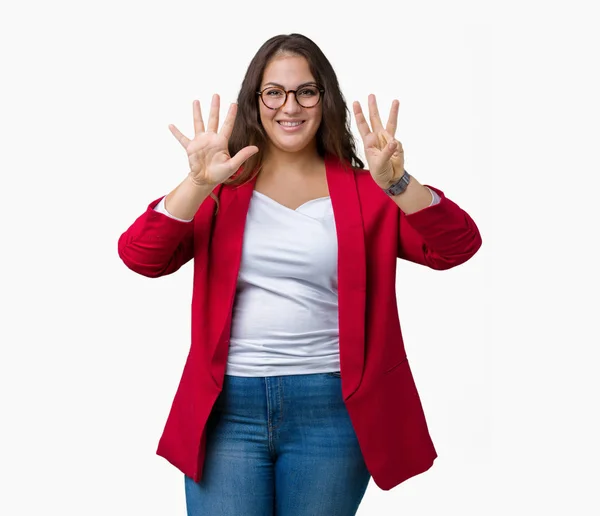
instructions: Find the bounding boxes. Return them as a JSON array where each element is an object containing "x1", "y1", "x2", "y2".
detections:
[
  {"x1": 187, "y1": 171, "x2": 216, "y2": 189},
  {"x1": 382, "y1": 170, "x2": 411, "y2": 196}
]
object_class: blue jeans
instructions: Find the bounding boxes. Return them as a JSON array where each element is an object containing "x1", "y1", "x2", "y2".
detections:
[{"x1": 184, "y1": 373, "x2": 371, "y2": 515}]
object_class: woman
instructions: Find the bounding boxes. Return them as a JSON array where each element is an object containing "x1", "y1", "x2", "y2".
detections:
[{"x1": 118, "y1": 33, "x2": 482, "y2": 515}]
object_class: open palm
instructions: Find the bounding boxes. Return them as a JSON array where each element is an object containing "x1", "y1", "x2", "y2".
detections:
[{"x1": 169, "y1": 94, "x2": 258, "y2": 186}]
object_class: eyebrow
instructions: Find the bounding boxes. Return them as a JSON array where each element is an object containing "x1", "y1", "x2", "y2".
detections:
[{"x1": 262, "y1": 81, "x2": 318, "y2": 89}]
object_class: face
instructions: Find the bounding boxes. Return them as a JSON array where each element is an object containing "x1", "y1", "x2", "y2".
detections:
[{"x1": 258, "y1": 55, "x2": 323, "y2": 155}]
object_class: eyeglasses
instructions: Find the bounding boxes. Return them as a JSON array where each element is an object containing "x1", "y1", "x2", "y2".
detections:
[{"x1": 257, "y1": 85, "x2": 324, "y2": 110}]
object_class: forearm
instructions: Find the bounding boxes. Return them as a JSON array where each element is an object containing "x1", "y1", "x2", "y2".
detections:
[{"x1": 163, "y1": 175, "x2": 216, "y2": 221}]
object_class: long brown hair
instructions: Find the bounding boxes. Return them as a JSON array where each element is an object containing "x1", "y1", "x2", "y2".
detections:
[{"x1": 210, "y1": 33, "x2": 364, "y2": 210}]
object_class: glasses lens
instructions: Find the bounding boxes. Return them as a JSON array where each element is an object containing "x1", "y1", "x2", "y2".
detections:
[
  {"x1": 296, "y1": 86, "x2": 320, "y2": 107},
  {"x1": 262, "y1": 87, "x2": 286, "y2": 109}
]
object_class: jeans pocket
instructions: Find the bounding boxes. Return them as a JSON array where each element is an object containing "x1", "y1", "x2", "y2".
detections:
[{"x1": 326, "y1": 371, "x2": 342, "y2": 378}]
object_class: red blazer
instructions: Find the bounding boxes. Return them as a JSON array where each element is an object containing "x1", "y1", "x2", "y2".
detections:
[{"x1": 118, "y1": 155, "x2": 482, "y2": 490}]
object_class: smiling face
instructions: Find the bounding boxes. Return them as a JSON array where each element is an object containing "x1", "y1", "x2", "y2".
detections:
[{"x1": 258, "y1": 55, "x2": 323, "y2": 157}]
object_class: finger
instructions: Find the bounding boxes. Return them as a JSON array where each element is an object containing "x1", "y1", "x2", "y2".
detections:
[
  {"x1": 219, "y1": 103, "x2": 237, "y2": 140},
  {"x1": 193, "y1": 100, "x2": 205, "y2": 135},
  {"x1": 368, "y1": 94, "x2": 385, "y2": 133},
  {"x1": 168, "y1": 124, "x2": 190, "y2": 149},
  {"x1": 386, "y1": 99, "x2": 399, "y2": 138},
  {"x1": 206, "y1": 94, "x2": 220, "y2": 133},
  {"x1": 363, "y1": 131, "x2": 380, "y2": 153},
  {"x1": 352, "y1": 101, "x2": 371, "y2": 141},
  {"x1": 228, "y1": 145, "x2": 259, "y2": 172}
]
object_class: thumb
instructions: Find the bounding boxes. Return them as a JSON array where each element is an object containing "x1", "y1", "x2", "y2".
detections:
[
  {"x1": 168, "y1": 124, "x2": 190, "y2": 150},
  {"x1": 229, "y1": 145, "x2": 259, "y2": 171},
  {"x1": 380, "y1": 140, "x2": 398, "y2": 164}
]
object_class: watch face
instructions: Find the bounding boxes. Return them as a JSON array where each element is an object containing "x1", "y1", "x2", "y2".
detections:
[{"x1": 384, "y1": 171, "x2": 409, "y2": 195}]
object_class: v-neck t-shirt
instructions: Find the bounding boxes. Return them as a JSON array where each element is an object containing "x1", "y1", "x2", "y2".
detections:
[{"x1": 225, "y1": 190, "x2": 340, "y2": 376}]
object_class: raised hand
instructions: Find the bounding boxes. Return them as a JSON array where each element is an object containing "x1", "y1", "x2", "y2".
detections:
[
  {"x1": 353, "y1": 94, "x2": 404, "y2": 188},
  {"x1": 169, "y1": 94, "x2": 259, "y2": 187}
]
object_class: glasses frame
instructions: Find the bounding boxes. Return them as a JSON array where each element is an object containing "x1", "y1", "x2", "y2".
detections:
[{"x1": 256, "y1": 85, "x2": 325, "y2": 110}]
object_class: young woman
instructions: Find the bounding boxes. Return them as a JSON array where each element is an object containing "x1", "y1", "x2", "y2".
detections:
[{"x1": 118, "y1": 33, "x2": 482, "y2": 516}]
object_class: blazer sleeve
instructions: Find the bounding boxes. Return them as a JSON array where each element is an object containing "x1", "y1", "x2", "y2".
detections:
[
  {"x1": 397, "y1": 185, "x2": 482, "y2": 270},
  {"x1": 117, "y1": 196, "x2": 195, "y2": 278}
]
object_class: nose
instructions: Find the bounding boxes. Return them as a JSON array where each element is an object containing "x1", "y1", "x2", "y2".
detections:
[{"x1": 282, "y1": 91, "x2": 302, "y2": 114}]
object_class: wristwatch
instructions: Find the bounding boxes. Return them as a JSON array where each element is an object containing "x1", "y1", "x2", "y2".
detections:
[{"x1": 383, "y1": 169, "x2": 411, "y2": 196}]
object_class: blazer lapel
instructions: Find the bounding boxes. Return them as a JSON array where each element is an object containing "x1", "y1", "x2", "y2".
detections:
[
  {"x1": 325, "y1": 155, "x2": 367, "y2": 400},
  {"x1": 208, "y1": 156, "x2": 367, "y2": 401},
  {"x1": 206, "y1": 181, "x2": 253, "y2": 380}
]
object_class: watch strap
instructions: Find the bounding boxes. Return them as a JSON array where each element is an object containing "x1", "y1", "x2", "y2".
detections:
[{"x1": 383, "y1": 170, "x2": 411, "y2": 196}]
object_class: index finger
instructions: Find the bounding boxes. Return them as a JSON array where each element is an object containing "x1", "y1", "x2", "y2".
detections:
[
  {"x1": 353, "y1": 101, "x2": 371, "y2": 141},
  {"x1": 193, "y1": 100, "x2": 205, "y2": 135}
]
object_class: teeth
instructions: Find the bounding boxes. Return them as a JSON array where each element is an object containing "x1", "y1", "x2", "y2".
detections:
[{"x1": 279, "y1": 121, "x2": 303, "y2": 127}]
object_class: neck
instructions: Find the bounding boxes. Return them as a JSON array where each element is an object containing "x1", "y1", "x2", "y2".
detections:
[{"x1": 261, "y1": 144, "x2": 323, "y2": 177}]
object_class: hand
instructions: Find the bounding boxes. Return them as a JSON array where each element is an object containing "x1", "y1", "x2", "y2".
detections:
[
  {"x1": 353, "y1": 94, "x2": 404, "y2": 188},
  {"x1": 169, "y1": 94, "x2": 259, "y2": 187}
]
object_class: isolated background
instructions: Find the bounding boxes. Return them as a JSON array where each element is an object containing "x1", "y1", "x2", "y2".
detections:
[{"x1": 1, "y1": 0, "x2": 598, "y2": 514}]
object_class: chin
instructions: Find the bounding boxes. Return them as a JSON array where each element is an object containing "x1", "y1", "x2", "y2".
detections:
[
  {"x1": 266, "y1": 130, "x2": 319, "y2": 154},
  {"x1": 273, "y1": 140, "x2": 313, "y2": 153}
]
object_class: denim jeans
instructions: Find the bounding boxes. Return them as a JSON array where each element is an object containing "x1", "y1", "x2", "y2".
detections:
[{"x1": 184, "y1": 372, "x2": 371, "y2": 515}]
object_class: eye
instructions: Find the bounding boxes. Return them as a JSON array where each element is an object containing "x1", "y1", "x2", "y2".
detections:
[
  {"x1": 298, "y1": 87, "x2": 318, "y2": 97},
  {"x1": 265, "y1": 88, "x2": 284, "y2": 97}
]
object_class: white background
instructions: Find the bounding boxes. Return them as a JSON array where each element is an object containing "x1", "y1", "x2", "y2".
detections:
[{"x1": 1, "y1": 0, "x2": 598, "y2": 514}]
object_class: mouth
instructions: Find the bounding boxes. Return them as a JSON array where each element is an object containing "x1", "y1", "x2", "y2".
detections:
[
  {"x1": 276, "y1": 120, "x2": 306, "y2": 132},
  {"x1": 277, "y1": 120, "x2": 305, "y2": 127}
]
